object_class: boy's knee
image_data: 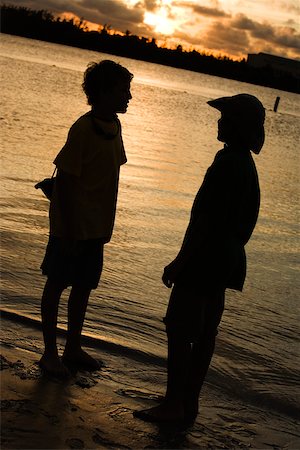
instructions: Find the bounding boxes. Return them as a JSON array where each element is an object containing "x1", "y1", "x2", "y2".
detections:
[
  {"x1": 70, "y1": 284, "x2": 92, "y2": 297},
  {"x1": 44, "y1": 278, "x2": 66, "y2": 294}
]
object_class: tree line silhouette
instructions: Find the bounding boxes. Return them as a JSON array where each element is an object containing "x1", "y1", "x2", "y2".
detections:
[{"x1": 1, "y1": 4, "x2": 299, "y2": 94}]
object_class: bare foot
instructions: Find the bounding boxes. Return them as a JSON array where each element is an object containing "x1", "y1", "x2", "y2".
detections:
[
  {"x1": 133, "y1": 402, "x2": 184, "y2": 423},
  {"x1": 62, "y1": 348, "x2": 101, "y2": 371},
  {"x1": 39, "y1": 354, "x2": 70, "y2": 378}
]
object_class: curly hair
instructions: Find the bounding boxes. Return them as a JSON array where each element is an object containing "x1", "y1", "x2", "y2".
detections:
[{"x1": 82, "y1": 60, "x2": 133, "y2": 106}]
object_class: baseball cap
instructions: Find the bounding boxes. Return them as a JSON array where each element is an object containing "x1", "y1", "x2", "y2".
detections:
[{"x1": 207, "y1": 93, "x2": 265, "y2": 154}]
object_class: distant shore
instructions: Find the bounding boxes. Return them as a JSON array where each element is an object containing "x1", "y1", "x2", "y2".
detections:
[{"x1": 1, "y1": 4, "x2": 299, "y2": 95}]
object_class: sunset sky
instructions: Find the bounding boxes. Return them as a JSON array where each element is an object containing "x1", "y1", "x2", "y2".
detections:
[{"x1": 8, "y1": 0, "x2": 300, "y2": 60}]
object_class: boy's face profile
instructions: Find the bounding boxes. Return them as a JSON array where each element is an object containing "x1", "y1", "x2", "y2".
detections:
[
  {"x1": 217, "y1": 113, "x2": 235, "y2": 144},
  {"x1": 97, "y1": 79, "x2": 132, "y2": 116},
  {"x1": 113, "y1": 79, "x2": 132, "y2": 113}
]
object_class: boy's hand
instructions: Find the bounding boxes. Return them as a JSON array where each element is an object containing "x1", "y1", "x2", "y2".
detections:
[
  {"x1": 162, "y1": 260, "x2": 181, "y2": 288},
  {"x1": 162, "y1": 271, "x2": 173, "y2": 288}
]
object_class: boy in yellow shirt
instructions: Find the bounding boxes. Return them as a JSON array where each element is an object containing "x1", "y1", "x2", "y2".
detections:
[{"x1": 40, "y1": 60, "x2": 133, "y2": 376}]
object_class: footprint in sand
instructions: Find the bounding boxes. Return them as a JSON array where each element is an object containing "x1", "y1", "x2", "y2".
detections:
[
  {"x1": 1, "y1": 355, "x2": 41, "y2": 380},
  {"x1": 75, "y1": 375, "x2": 97, "y2": 389},
  {"x1": 116, "y1": 388, "x2": 163, "y2": 401},
  {"x1": 1, "y1": 399, "x2": 33, "y2": 414},
  {"x1": 65, "y1": 438, "x2": 84, "y2": 449}
]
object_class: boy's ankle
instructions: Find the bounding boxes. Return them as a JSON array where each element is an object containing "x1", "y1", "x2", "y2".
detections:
[
  {"x1": 43, "y1": 349, "x2": 59, "y2": 358},
  {"x1": 163, "y1": 397, "x2": 184, "y2": 411},
  {"x1": 64, "y1": 343, "x2": 81, "y2": 354}
]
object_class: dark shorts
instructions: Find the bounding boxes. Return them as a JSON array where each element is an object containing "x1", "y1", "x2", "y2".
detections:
[
  {"x1": 164, "y1": 281, "x2": 225, "y2": 343},
  {"x1": 41, "y1": 236, "x2": 104, "y2": 290}
]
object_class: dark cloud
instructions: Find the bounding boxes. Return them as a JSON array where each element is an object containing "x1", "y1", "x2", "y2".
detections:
[
  {"x1": 197, "y1": 11, "x2": 300, "y2": 59},
  {"x1": 231, "y1": 13, "x2": 257, "y2": 31},
  {"x1": 143, "y1": 0, "x2": 160, "y2": 11},
  {"x1": 231, "y1": 13, "x2": 300, "y2": 52},
  {"x1": 9, "y1": 0, "x2": 146, "y2": 33},
  {"x1": 171, "y1": 30, "x2": 203, "y2": 47},
  {"x1": 201, "y1": 20, "x2": 250, "y2": 56},
  {"x1": 270, "y1": 27, "x2": 300, "y2": 51},
  {"x1": 174, "y1": 1, "x2": 230, "y2": 18},
  {"x1": 286, "y1": 18, "x2": 298, "y2": 27},
  {"x1": 69, "y1": 0, "x2": 145, "y2": 32}
]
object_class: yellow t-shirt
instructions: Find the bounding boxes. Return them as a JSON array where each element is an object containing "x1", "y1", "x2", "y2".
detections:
[{"x1": 49, "y1": 112, "x2": 127, "y2": 241}]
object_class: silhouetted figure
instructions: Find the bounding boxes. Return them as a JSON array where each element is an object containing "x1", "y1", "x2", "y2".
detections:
[
  {"x1": 39, "y1": 60, "x2": 133, "y2": 377},
  {"x1": 134, "y1": 93, "x2": 265, "y2": 423}
]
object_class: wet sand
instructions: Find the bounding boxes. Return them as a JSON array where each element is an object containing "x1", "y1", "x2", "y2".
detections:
[{"x1": 1, "y1": 317, "x2": 299, "y2": 449}]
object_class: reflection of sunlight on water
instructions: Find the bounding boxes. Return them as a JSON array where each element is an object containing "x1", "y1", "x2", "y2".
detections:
[{"x1": 135, "y1": 75, "x2": 230, "y2": 99}]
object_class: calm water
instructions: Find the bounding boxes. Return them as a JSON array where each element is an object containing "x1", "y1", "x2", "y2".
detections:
[{"x1": 1, "y1": 34, "x2": 299, "y2": 420}]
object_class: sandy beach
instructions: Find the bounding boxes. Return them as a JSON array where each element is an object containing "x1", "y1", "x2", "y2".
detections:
[{"x1": 1, "y1": 316, "x2": 299, "y2": 450}]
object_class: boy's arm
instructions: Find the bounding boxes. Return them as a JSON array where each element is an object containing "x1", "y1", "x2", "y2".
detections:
[
  {"x1": 163, "y1": 158, "x2": 235, "y2": 287},
  {"x1": 162, "y1": 212, "x2": 215, "y2": 287},
  {"x1": 55, "y1": 169, "x2": 80, "y2": 241},
  {"x1": 52, "y1": 122, "x2": 85, "y2": 242}
]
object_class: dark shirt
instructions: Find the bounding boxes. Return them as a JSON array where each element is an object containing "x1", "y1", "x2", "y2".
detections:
[{"x1": 179, "y1": 145, "x2": 260, "y2": 291}]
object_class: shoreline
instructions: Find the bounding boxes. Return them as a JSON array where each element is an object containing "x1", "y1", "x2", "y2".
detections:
[
  {"x1": 0, "y1": 307, "x2": 165, "y2": 366},
  {"x1": 1, "y1": 316, "x2": 299, "y2": 449}
]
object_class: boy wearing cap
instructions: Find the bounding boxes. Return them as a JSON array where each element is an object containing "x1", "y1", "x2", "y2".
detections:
[
  {"x1": 39, "y1": 60, "x2": 133, "y2": 376},
  {"x1": 134, "y1": 93, "x2": 265, "y2": 423}
]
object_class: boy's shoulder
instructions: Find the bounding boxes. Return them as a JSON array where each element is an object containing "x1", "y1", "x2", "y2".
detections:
[{"x1": 70, "y1": 112, "x2": 92, "y2": 134}]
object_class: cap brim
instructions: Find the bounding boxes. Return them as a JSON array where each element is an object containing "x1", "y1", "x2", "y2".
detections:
[{"x1": 207, "y1": 97, "x2": 230, "y2": 111}]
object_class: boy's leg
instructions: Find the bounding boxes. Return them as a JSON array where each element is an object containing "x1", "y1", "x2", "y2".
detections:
[
  {"x1": 184, "y1": 335, "x2": 216, "y2": 421},
  {"x1": 161, "y1": 333, "x2": 192, "y2": 414},
  {"x1": 40, "y1": 278, "x2": 69, "y2": 376},
  {"x1": 184, "y1": 288, "x2": 225, "y2": 421},
  {"x1": 134, "y1": 333, "x2": 191, "y2": 422},
  {"x1": 63, "y1": 285, "x2": 100, "y2": 369}
]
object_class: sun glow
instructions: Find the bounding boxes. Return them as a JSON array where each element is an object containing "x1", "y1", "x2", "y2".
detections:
[{"x1": 144, "y1": 9, "x2": 176, "y2": 36}]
